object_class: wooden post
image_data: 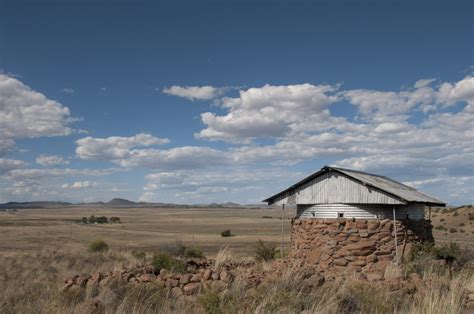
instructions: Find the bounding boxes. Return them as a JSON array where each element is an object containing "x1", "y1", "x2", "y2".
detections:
[
  {"x1": 192, "y1": 207, "x2": 195, "y2": 248},
  {"x1": 393, "y1": 206, "x2": 398, "y2": 264},
  {"x1": 281, "y1": 204, "x2": 285, "y2": 258}
]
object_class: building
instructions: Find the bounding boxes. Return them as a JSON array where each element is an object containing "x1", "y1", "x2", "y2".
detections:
[
  {"x1": 263, "y1": 166, "x2": 445, "y2": 220},
  {"x1": 263, "y1": 166, "x2": 445, "y2": 275}
]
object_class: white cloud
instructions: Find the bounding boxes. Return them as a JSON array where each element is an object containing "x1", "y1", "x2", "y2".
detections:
[
  {"x1": 196, "y1": 83, "x2": 340, "y2": 141},
  {"x1": 76, "y1": 133, "x2": 170, "y2": 160},
  {"x1": 61, "y1": 88, "x2": 75, "y2": 94},
  {"x1": 117, "y1": 146, "x2": 231, "y2": 169},
  {"x1": 140, "y1": 168, "x2": 302, "y2": 203},
  {"x1": 162, "y1": 85, "x2": 222, "y2": 101},
  {"x1": 36, "y1": 154, "x2": 69, "y2": 166},
  {"x1": 0, "y1": 74, "x2": 73, "y2": 139},
  {"x1": 0, "y1": 158, "x2": 25, "y2": 175},
  {"x1": 62, "y1": 180, "x2": 97, "y2": 189},
  {"x1": 0, "y1": 74, "x2": 75, "y2": 157},
  {"x1": 414, "y1": 78, "x2": 436, "y2": 89}
]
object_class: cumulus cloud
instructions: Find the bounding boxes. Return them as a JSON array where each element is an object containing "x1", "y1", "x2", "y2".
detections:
[
  {"x1": 162, "y1": 85, "x2": 222, "y2": 101},
  {"x1": 76, "y1": 133, "x2": 170, "y2": 160},
  {"x1": 196, "y1": 83, "x2": 340, "y2": 141},
  {"x1": 36, "y1": 154, "x2": 69, "y2": 166},
  {"x1": 0, "y1": 74, "x2": 75, "y2": 156},
  {"x1": 0, "y1": 74, "x2": 73, "y2": 139}
]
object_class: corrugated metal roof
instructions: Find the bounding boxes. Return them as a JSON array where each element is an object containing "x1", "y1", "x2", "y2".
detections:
[{"x1": 263, "y1": 166, "x2": 446, "y2": 206}]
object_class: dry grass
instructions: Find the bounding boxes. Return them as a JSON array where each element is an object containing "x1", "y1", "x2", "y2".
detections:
[
  {"x1": 0, "y1": 206, "x2": 294, "y2": 257},
  {"x1": 0, "y1": 248, "x2": 472, "y2": 314}
]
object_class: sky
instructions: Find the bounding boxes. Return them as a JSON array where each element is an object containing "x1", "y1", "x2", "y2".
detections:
[{"x1": 0, "y1": 0, "x2": 473, "y2": 205}]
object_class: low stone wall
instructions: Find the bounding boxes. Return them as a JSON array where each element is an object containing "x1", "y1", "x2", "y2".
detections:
[{"x1": 289, "y1": 218, "x2": 433, "y2": 276}]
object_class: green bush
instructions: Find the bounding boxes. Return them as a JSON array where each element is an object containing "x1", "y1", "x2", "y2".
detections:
[
  {"x1": 254, "y1": 240, "x2": 276, "y2": 261},
  {"x1": 434, "y1": 242, "x2": 460, "y2": 264},
  {"x1": 221, "y1": 229, "x2": 233, "y2": 237},
  {"x1": 184, "y1": 247, "x2": 205, "y2": 259},
  {"x1": 151, "y1": 253, "x2": 185, "y2": 273},
  {"x1": 88, "y1": 239, "x2": 109, "y2": 253},
  {"x1": 198, "y1": 288, "x2": 221, "y2": 314}
]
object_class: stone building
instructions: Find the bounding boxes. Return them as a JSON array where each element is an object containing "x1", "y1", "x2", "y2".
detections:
[{"x1": 263, "y1": 166, "x2": 445, "y2": 275}]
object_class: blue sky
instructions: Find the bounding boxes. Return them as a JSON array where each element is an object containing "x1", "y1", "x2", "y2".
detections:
[{"x1": 0, "y1": 0, "x2": 473, "y2": 205}]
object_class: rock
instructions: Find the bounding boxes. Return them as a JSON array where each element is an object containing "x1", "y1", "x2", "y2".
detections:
[
  {"x1": 171, "y1": 287, "x2": 183, "y2": 297},
  {"x1": 90, "y1": 272, "x2": 102, "y2": 283},
  {"x1": 307, "y1": 249, "x2": 322, "y2": 264},
  {"x1": 76, "y1": 274, "x2": 90, "y2": 287},
  {"x1": 62, "y1": 282, "x2": 74, "y2": 291},
  {"x1": 333, "y1": 259, "x2": 348, "y2": 266},
  {"x1": 190, "y1": 273, "x2": 202, "y2": 282},
  {"x1": 165, "y1": 279, "x2": 179, "y2": 288},
  {"x1": 366, "y1": 273, "x2": 383, "y2": 282},
  {"x1": 138, "y1": 274, "x2": 156, "y2": 282},
  {"x1": 179, "y1": 274, "x2": 192, "y2": 285},
  {"x1": 220, "y1": 270, "x2": 232, "y2": 283},
  {"x1": 160, "y1": 269, "x2": 168, "y2": 275},
  {"x1": 203, "y1": 269, "x2": 212, "y2": 280},
  {"x1": 345, "y1": 240, "x2": 376, "y2": 251},
  {"x1": 211, "y1": 272, "x2": 220, "y2": 281},
  {"x1": 183, "y1": 282, "x2": 201, "y2": 295},
  {"x1": 352, "y1": 260, "x2": 367, "y2": 267}
]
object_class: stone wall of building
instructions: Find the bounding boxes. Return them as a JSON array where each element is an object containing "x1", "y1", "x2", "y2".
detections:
[{"x1": 289, "y1": 218, "x2": 433, "y2": 276}]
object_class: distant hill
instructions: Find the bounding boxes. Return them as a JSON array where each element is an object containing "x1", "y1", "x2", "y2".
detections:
[
  {"x1": 106, "y1": 198, "x2": 137, "y2": 207},
  {"x1": 0, "y1": 201, "x2": 72, "y2": 209}
]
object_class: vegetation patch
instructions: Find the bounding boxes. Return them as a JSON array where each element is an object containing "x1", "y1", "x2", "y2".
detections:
[{"x1": 88, "y1": 239, "x2": 109, "y2": 253}]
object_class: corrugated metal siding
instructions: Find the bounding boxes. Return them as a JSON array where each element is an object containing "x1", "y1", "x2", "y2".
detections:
[
  {"x1": 274, "y1": 172, "x2": 405, "y2": 205},
  {"x1": 297, "y1": 203, "x2": 425, "y2": 220},
  {"x1": 333, "y1": 168, "x2": 444, "y2": 204}
]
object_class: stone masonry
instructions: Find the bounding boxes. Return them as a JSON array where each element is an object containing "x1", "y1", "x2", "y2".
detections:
[{"x1": 289, "y1": 218, "x2": 433, "y2": 276}]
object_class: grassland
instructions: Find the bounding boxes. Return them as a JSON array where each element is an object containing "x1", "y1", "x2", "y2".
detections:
[
  {"x1": 0, "y1": 206, "x2": 296, "y2": 257},
  {"x1": 0, "y1": 205, "x2": 473, "y2": 313}
]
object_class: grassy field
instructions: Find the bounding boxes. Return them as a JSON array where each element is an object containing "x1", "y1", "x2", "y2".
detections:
[
  {"x1": 0, "y1": 205, "x2": 473, "y2": 313},
  {"x1": 0, "y1": 206, "x2": 296, "y2": 257}
]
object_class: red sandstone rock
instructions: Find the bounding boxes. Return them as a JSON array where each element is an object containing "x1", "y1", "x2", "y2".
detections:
[
  {"x1": 203, "y1": 269, "x2": 212, "y2": 280},
  {"x1": 183, "y1": 282, "x2": 201, "y2": 295},
  {"x1": 138, "y1": 274, "x2": 156, "y2": 282}
]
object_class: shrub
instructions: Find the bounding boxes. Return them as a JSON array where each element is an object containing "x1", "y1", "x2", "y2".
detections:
[
  {"x1": 88, "y1": 239, "x2": 109, "y2": 253},
  {"x1": 184, "y1": 246, "x2": 205, "y2": 259},
  {"x1": 434, "y1": 242, "x2": 460, "y2": 264},
  {"x1": 468, "y1": 213, "x2": 474, "y2": 220},
  {"x1": 261, "y1": 216, "x2": 273, "y2": 219},
  {"x1": 198, "y1": 288, "x2": 221, "y2": 313},
  {"x1": 221, "y1": 229, "x2": 233, "y2": 237},
  {"x1": 254, "y1": 240, "x2": 276, "y2": 261},
  {"x1": 109, "y1": 216, "x2": 121, "y2": 223},
  {"x1": 151, "y1": 253, "x2": 185, "y2": 273},
  {"x1": 460, "y1": 229, "x2": 465, "y2": 233},
  {"x1": 440, "y1": 218, "x2": 445, "y2": 222},
  {"x1": 459, "y1": 222, "x2": 465, "y2": 227},
  {"x1": 449, "y1": 228, "x2": 457, "y2": 233},
  {"x1": 435, "y1": 225, "x2": 446, "y2": 231},
  {"x1": 453, "y1": 212, "x2": 459, "y2": 217}
]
